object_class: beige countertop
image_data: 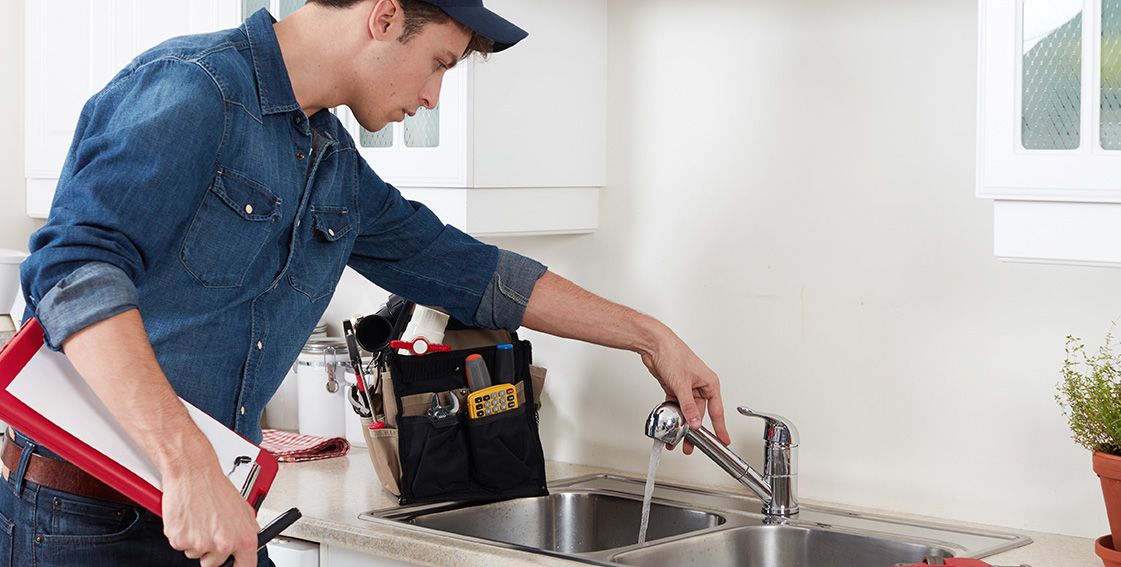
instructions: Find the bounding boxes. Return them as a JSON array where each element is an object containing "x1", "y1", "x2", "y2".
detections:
[{"x1": 260, "y1": 452, "x2": 1100, "y2": 567}]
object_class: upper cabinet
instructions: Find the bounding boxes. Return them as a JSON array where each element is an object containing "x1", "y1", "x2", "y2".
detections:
[
  {"x1": 978, "y1": 0, "x2": 1121, "y2": 266},
  {"x1": 338, "y1": 0, "x2": 606, "y2": 236},
  {"x1": 24, "y1": 0, "x2": 240, "y2": 218},
  {"x1": 25, "y1": 0, "x2": 605, "y2": 237}
]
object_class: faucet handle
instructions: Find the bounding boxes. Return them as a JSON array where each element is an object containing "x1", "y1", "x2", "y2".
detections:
[{"x1": 737, "y1": 407, "x2": 799, "y2": 446}]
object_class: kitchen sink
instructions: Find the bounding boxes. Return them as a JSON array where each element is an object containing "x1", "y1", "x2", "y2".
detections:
[
  {"x1": 611, "y1": 524, "x2": 951, "y2": 567},
  {"x1": 361, "y1": 475, "x2": 1031, "y2": 566},
  {"x1": 379, "y1": 492, "x2": 724, "y2": 553}
]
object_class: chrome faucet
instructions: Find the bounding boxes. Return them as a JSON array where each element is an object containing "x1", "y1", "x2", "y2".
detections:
[{"x1": 645, "y1": 402, "x2": 799, "y2": 517}]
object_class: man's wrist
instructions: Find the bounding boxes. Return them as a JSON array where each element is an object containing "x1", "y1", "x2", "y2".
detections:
[{"x1": 627, "y1": 311, "x2": 673, "y2": 359}]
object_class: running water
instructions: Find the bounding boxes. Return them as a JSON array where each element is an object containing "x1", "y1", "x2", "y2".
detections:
[{"x1": 637, "y1": 439, "x2": 665, "y2": 545}]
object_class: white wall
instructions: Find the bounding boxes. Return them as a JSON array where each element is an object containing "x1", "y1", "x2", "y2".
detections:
[
  {"x1": 0, "y1": 0, "x2": 41, "y2": 254},
  {"x1": 480, "y1": 0, "x2": 1116, "y2": 539}
]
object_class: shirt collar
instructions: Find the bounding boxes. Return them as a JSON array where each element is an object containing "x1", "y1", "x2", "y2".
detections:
[{"x1": 243, "y1": 9, "x2": 302, "y2": 115}]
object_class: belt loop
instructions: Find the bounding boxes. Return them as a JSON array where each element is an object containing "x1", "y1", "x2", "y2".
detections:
[{"x1": 13, "y1": 440, "x2": 36, "y2": 497}]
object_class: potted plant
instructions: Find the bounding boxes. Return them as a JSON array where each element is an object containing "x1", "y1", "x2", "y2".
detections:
[{"x1": 1058, "y1": 331, "x2": 1121, "y2": 566}]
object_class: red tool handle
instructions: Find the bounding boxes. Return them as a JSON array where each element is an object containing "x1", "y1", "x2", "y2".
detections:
[{"x1": 390, "y1": 338, "x2": 451, "y2": 356}]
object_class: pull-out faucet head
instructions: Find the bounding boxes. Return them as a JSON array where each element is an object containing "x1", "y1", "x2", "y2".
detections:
[{"x1": 645, "y1": 403, "x2": 689, "y2": 446}]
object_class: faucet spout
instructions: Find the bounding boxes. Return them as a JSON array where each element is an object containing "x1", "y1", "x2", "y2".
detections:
[{"x1": 644, "y1": 402, "x2": 798, "y2": 517}]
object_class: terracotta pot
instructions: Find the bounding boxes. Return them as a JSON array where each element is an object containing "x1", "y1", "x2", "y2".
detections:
[
  {"x1": 1095, "y1": 452, "x2": 1121, "y2": 544},
  {"x1": 1097, "y1": 535, "x2": 1121, "y2": 567}
]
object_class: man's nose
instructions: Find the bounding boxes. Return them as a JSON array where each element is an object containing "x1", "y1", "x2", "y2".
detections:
[{"x1": 419, "y1": 74, "x2": 444, "y2": 110}]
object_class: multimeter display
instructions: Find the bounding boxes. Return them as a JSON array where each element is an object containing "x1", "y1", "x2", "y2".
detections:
[{"x1": 468, "y1": 383, "x2": 518, "y2": 419}]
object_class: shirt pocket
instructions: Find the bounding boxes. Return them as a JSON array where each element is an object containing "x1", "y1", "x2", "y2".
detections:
[
  {"x1": 179, "y1": 169, "x2": 281, "y2": 288},
  {"x1": 288, "y1": 205, "x2": 353, "y2": 302}
]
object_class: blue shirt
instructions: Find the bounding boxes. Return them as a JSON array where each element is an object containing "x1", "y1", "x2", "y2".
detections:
[{"x1": 20, "y1": 10, "x2": 547, "y2": 443}]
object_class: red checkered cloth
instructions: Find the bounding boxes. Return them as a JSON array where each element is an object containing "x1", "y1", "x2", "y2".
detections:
[{"x1": 260, "y1": 429, "x2": 350, "y2": 463}]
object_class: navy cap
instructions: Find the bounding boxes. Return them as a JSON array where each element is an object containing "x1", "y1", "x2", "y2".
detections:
[{"x1": 422, "y1": 0, "x2": 528, "y2": 52}]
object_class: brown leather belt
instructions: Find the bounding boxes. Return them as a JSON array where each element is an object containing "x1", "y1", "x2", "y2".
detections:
[{"x1": 1, "y1": 437, "x2": 133, "y2": 506}]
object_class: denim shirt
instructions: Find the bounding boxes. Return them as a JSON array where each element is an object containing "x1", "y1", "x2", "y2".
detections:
[{"x1": 19, "y1": 10, "x2": 547, "y2": 444}]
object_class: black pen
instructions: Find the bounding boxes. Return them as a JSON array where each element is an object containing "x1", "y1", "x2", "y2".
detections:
[{"x1": 219, "y1": 507, "x2": 302, "y2": 567}]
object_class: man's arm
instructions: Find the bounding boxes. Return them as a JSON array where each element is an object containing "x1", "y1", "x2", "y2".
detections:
[
  {"x1": 63, "y1": 310, "x2": 259, "y2": 567},
  {"x1": 521, "y1": 271, "x2": 731, "y2": 450},
  {"x1": 22, "y1": 58, "x2": 261, "y2": 566}
]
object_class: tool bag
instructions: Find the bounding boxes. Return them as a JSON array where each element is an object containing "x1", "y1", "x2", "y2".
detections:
[{"x1": 360, "y1": 301, "x2": 548, "y2": 505}]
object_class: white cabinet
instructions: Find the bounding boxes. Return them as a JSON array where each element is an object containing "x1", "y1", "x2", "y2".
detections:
[
  {"x1": 339, "y1": 0, "x2": 606, "y2": 236},
  {"x1": 24, "y1": 0, "x2": 240, "y2": 218},
  {"x1": 977, "y1": 0, "x2": 1121, "y2": 265},
  {"x1": 25, "y1": 1, "x2": 605, "y2": 237},
  {"x1": 321, "y1": 543, "x2": 423, "y2": 567}
]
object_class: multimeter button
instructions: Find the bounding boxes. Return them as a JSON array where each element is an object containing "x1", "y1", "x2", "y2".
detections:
[
  {"x1": 507, "y1": 395, "x2": 515, "y2": 401},
  {"x1": 506, "y1": 388, "x2": 514, "y2": 394},
  {"x1": 483, "y1": 395, "x2": 490, "y2": 401},
  {"x1": 475, "y1": 404, "x2": 483, "y2": 410}
]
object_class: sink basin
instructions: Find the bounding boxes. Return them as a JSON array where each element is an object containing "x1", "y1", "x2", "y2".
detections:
[
  {"x1": 379, "y1": 491, "x2": 725, "y2": 553},
  {"x1": 612, "y1": 524, "x2": 952, "y2": 567},
  {"x1": 363, "y1": 474, "x2": 1031, "y2": 566}
]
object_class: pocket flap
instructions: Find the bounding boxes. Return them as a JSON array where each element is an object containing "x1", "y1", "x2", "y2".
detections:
[
  {"x1": 212, "y1": 169, "x2": 280, "y2": 221},
  {"x1": 311, "y1": 206, "x2": 353, "y2": 241}
]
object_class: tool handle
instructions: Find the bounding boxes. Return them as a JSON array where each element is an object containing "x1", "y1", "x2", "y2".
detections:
[{"x1": 219, "y1": 507, "x2": 302, "y2": 567}]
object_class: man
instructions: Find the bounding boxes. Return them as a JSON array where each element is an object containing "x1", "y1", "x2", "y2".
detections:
[{"x1": 4, "y1": 1, "x2": 729, "y2": 566}]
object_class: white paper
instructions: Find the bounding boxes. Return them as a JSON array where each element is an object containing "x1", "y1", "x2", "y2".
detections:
[{"x1": 8, "y1": 346, "x2": 259, "y2": 495}]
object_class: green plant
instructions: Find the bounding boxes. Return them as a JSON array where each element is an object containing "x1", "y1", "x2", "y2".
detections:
[{"x1": 1058, "y1": 331, "x2": 1121, "y2": 455}]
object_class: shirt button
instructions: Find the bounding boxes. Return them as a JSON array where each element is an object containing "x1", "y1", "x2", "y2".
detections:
[
  {"x1": 295, "y1": 218, "x2": 301, "y2": 228},
  {"x1": 244, "y1": 204, "x2": 254, "y2": 215},
  {"x1": 296, "y1": 150, "x2": 306, "y2": 160},
  {"x1": 240, "y1": 406, "x2": 246, "y2": 416},
  {"x1": 257, "y1": 340, "x2": 264, "y2": 350},
  {"x1": 327, "y1": 228, "x2": 335, "y2": 237},
  {"x1": 294, "y1": 115, "x2": 304, "y2": 126}
]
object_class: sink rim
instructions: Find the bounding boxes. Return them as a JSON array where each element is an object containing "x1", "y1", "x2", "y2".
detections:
[{"x1": 361, "y1": 473, "x2": 1033, "y2": 566}]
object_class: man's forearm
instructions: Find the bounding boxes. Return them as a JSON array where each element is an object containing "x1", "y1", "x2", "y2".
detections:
[
  {"x1": 62, "y1": 308, "x2": 216, "y2": 479},
  {"x1": 521, "y1": 271, "x2": 670, "y2": 356}
]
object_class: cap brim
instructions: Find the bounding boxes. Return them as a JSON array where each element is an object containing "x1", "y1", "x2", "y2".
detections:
[{"x1": 441, "y1": 6, "x2": 528, "y2": 53}]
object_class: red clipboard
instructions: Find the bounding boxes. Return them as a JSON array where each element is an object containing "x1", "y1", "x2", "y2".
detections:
[{"x1": 0, "y1": 318, "x2": 278, "y2": 516}]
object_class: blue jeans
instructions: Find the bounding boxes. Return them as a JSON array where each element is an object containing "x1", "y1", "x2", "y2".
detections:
[{"x1": 0, "y1": 439, "x2": 274, "y2": 566}]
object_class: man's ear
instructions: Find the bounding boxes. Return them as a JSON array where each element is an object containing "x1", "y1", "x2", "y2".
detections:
[{"x1": 369, "y1": 0, "x2": 403, "y2": 41}]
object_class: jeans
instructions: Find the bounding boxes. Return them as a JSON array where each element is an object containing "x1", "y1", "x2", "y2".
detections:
[{"x1": 0, "y1": 439, "x2": 274, "y2": 566}]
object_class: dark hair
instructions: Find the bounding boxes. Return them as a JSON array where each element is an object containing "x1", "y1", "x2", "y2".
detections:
[{"x1": 308, "y1": 0, "x2": 495, "y2": 56}]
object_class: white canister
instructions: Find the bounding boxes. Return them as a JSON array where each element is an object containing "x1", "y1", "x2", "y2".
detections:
[
  {"x1": 295, "y1": 338, "x2": 350, "y2": 438},
  {"x1": 263, "y1": 320, "x2": 330, "y2": 431}
]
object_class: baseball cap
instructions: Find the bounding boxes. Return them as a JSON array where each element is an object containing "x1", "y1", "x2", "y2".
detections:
[{"x1": 422, "y1": 0, "x2": 528, "y2": 52}]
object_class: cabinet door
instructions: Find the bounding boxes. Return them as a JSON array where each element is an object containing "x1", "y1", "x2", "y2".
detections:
[
  {"x1": 321, "y1": 543, "x2": 424, "y2": 567},
  {"x1": 25, "y1": 0, "x2": 240, "y2": 218},
  {"x1": 978, "y1": 0, "x2": 1121, "y2": 201}
]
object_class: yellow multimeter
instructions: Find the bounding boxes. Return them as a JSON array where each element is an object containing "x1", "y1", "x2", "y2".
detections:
[{"x1": 468, "y1": 383, "x2": 518, "y2": 419}]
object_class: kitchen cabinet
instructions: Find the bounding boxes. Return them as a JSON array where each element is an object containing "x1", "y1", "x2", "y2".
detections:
[
  {"x1": 339, "y1": 0, "x2": 606, "y2": 236},
  {"x1": 24, "y1": 0, "x2": 240, "y2": 218},
  {"x1": 978, "y1": 0, "x2": 1121, "y2": 265},
  {"x1": 321, "y1": 543, "x2": 423, "y2": 567},
  {"x1": 25, "y1": 0, "x2": 604, "y2": 237}
]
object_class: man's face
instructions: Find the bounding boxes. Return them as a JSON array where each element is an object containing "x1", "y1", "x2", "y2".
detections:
[{"x1": 351, "y1": 16, "x2": 471, "y2": 133}]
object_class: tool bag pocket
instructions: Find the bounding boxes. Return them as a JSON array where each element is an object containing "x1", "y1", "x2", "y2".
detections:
[
  {"x1": 466, "y1": 405, "x2": 536, "y2": 490},
  {"x1": 388, "y1": 340, "x2": 548, "y2": 505},
  {"x1": 396, "y1": 414, "x2": 472, "y2": 500}
]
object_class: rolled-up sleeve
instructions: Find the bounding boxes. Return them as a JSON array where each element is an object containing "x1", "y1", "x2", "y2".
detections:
[
  {"x1": 347, "y1": 162, "x2": 547, "y2": 331},
  {"x1": 21, "y1": 58, "x2": 226, "y2": 349}
]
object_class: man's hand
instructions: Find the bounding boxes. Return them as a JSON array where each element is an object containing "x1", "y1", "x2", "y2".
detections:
[
  {"x1": 162, "y1": 445, "x2": 259, "y2": 567},
  {"x1": 638, "y1": 329, "x2": 730, "y2": 454},
  {"x1": 522, "y1": 271, "x2": 731, "y2": 452},
  {"x1": 63, "y1": 309, "x2": 259, "y2": 565}
]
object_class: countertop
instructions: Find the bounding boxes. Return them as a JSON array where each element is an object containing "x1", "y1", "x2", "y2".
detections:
[{"x1": 260, "y1": 452, "x2": 1100, "y2": 567}]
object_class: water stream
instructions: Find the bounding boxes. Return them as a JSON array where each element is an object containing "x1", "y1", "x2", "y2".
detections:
[{"x1": 637, "y1": 439, "x2": 665, "y2": 545}]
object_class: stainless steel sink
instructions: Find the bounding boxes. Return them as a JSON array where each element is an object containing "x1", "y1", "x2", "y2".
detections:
[
  {"x1": 362, "y1": 475, "x2": 1031, "y2": 566},
  {"x1": 379, "y1": 492, "x2": 724, "y2": 553},
  {"x1": 611, "y1": 524, "x2": 951, "y2": 567}
]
